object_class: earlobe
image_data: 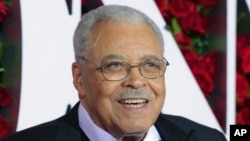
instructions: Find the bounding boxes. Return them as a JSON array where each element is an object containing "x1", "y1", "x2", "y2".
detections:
[{"x1": 72, "y1": 62, "x2": 86, "y2": 95}]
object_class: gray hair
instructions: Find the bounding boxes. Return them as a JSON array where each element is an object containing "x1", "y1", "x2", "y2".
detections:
[{"x1": 73, "y1": 5, "x2": 164, "y2": 61}]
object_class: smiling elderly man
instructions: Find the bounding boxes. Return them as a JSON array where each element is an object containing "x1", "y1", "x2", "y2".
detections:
[{"x1": 1, "y1": 5, "x2": 227, "y2": 141}]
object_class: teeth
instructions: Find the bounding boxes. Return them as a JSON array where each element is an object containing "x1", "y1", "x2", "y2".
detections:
[
  {"x1": 120, "y1": 99, "x2": 147, "y2": 104},
  {"x1": 128, "y1": 104, "x2": 144, "y2": 108}
]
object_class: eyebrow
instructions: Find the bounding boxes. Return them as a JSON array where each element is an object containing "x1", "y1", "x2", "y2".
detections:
[
  {"x1": 101, "y1": 55, "x2": 125, "y2": 64},
  {"x1": 100, "y1": 55, "x2": 162, "y2": 64},
  {"x1": 141, "y1": 55, "x2": 161, "y2": 60}
]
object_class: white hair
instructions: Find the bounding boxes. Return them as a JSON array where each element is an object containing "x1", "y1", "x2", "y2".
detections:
[{"x1": 73, "y1": 5, "x2": 164, "y2": 61}]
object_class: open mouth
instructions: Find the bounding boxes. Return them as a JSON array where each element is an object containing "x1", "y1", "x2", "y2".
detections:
[{"x1": 118, "y1": 99, "x2": 148, "y2": 108}]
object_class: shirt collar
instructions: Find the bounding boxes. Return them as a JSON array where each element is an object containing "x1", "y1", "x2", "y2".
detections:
[{"x1": 78, "y1": 104, "x2": 161, "y2": 141}]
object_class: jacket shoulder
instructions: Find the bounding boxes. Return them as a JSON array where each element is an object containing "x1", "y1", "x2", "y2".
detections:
[
  {"x1": 156, "y1": 114, "x2": 227, "y2": 141},
  {"x1": 0, "y1": 119, "x2": 61, "y2": 141},
  {"x1": 159, "y1": 114, "x2": 218, "y2": 131},
  {"x1": 0, "y1": 103, "x2": 84, "y2": 141}
]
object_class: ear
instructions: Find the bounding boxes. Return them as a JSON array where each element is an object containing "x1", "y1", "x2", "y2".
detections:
[{"x1": 72, "y1": 62, "x2": 86, "y2": 96}]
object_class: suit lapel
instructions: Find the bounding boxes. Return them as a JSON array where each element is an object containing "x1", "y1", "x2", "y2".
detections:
[
  {"x1": 54, "y1": 103, "x2": 90, "y2": 141},
  {"x1": 54, "y1": 122, "x2": 83, "y2": 141},
  {"x1": 155, "y1": 114, "x2": 197, "y2": 141}
]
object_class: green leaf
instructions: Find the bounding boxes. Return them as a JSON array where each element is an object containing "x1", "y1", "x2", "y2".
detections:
[
  {"x1": 171, "y1": 18, "x2": 181, "y2": 35},
  {"x1": 0, "y1": 67, "x2": 4, "y2": 72}
]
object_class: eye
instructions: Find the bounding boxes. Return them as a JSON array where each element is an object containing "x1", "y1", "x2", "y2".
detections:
[
  {"x1": 144, "y1": 61, "x2": 159, "y2": 69},
  {"x1": 145, "y1": 62, "x2": 157, "y2": 68},
  {"x1": 142, "y1": 60, "x2": 162, "y2": 72},
  {"x1": 103, "y1": 62, "x2": 124, "y2": 72}
]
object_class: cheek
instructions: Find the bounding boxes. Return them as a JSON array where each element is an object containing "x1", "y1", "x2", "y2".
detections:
[
  {"x1": 85, "y1": 82, "x2": 122, "y2": 125},
  {"x1": 150, "y1": 78, "x2": 166, "y2": 97},
  {"x1": 149, "y1": 79, "x2": 166, "y2": 119},
  {"x1": 149, "y1": 78, "x2": 166, "y2": 113},
  {"x1": 85, "y1": 79, "x2": 121, "y2": 108}
]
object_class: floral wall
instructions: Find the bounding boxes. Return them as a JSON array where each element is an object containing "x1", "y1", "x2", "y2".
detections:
[
  {"x1": 155, "y1": 0, "x2": 227, "y2": 131},
  {"x1": 0, "y1": 0, "x2": 21, "y2": 138},
  {"x1": 0, "y1": 0, "x2": 249, "y2": 138},
  {"x1": 236, "y1": 0, "x2": 250, "y2": 125}
]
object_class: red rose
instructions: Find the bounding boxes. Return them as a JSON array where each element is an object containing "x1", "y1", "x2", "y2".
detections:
[
  {"x1": 236, "y1": 73, "x2": 249, "y2": 106},
  {"x1": 182, "y1": 50, "x2": 203, "y2": 74},
  {"x1": 179, "y1": 10, "x2": 210, "y2": 35},
  {"x1": 168, "y1": 0, "x2": 196, "y2": 19},
  {"x1": 236, "y1": 35, "x2": 250, "y2": 72},
  {"x1": 182, "y1": 50, "x2": 215, "y2": 97},
  {"x1": 182, "y1": 49, "x2": 199, "y2": 66},
  {"x1": 237, "y1": 34, "x2": 250, "y2": 55},
  {"x1": 0, "y1": 87, "x2": 12, "y2": 107},
  {"x1": 192, "y1": 68, "x2": 214, "y2": 97},
  {"x1": 198, "y1": 0, "x2": 219, "y2": 8},
  {"x1": 183, "y1": 51, "x2": 216, "y2": 77},
  {"x1": 0, "y1": 116, "x2": 11, "y2": 138},
  {"x1": 155, "y1": 0, "x2": 171, "y2": 22},
  {"x1": 241, "y1": 47, "x2": 250, "y2": 74},
  {"x1": 182, "y1": 50, "x2": 201, "y2": 72},
  {"x1": 175, "y1": 32, "x2": 192, "y2": 47},
  {"x1": 237, "y1": 107, "x2": 250, "y2": 124},
  {"x1": 199, "y1": 52, "x2": 216, "y2": 77},
  {"x1": 0, "y1": 1, "x2": 9, "y2": 23}
]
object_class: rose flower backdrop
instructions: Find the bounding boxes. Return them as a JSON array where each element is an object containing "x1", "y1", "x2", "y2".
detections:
[
  {"x1": 0, "y1": 0, "x2": 249, "y2": 138},
  {"x1": 236, "y1": 0, "x2": 250, "y2": 125},
  {"x1": 0, "y1": 0, "x2": 12, "y2": 137},
  {"x1": 155, "y1": 0, "x2": 228, "y2": 131}
]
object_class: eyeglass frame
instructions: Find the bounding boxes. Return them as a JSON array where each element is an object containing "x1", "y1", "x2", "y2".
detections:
[{"x1": 79, "y1": 56, "x2": 170, "y2": 81}]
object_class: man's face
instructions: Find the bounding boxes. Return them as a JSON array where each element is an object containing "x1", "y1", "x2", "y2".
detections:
[{"x1": 72, "y1": 21, "x2": 166, "y2": 139}]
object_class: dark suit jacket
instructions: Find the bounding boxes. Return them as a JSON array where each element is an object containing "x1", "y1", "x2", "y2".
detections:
[{"x1": 1, "y1": 103, "x2": 227, "y2": 141}]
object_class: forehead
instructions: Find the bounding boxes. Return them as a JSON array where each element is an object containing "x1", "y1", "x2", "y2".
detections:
[{"x1": 87, "y1": 21, "x2": 163, "y2": 61}]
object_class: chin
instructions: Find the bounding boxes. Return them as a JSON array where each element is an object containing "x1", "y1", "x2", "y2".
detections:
[{"x1": 121, "y1": 123, "x2": 150, "y2": 136}]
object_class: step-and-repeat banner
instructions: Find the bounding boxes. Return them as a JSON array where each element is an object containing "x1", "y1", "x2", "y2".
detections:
[{"x1": 2, "y1": 0, "x2": 250, "y2": 139}]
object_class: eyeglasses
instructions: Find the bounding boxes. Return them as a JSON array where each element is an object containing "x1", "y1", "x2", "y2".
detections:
[{"x1": 79, "y1": 57, "x2": 169, "y2": 81}]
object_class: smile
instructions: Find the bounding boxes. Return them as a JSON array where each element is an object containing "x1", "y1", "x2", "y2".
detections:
[{"x1": 118, "y1": 99, "x2": 148, "y2": 108}]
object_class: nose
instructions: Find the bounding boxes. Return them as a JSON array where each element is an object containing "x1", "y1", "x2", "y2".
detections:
[{"x1": 121, "y1": 67, "x2": 147, "y2": 89}]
